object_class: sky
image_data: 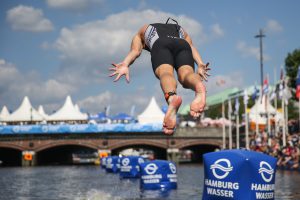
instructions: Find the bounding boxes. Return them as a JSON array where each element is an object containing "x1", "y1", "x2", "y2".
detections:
[{"x1": 0, "y1": 0, "x2": 300, "y2": 116}]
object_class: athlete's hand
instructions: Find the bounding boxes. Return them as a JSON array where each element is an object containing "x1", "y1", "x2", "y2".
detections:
[
  {"x1": 109, "y1": 63, "x2": 130, "y2": 83},
  {"x1": 197, "y1": 62, "x2": 210, "y2": 81}
]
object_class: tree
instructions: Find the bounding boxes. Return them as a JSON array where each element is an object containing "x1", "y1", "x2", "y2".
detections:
[
  {"x1": 285, "y1": 48, "x2": 300, "y2": 91},
  {"x1": 284, "y1": 48, "x2": 300, "y2": 120}
]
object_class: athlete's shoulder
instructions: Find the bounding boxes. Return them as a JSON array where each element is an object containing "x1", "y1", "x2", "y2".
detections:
[{"x1": 138, "y1": 24, "x2": 149, "y2": 35}]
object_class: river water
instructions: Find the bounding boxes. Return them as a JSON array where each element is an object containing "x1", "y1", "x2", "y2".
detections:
[{"x1": 0, "y1": 165, "x2": 299, "y2": 200}]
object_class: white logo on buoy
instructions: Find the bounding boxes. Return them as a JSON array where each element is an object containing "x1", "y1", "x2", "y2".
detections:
[
  {"x1": 122, "y1": 158, "x2": 130, "y2": 166},
  {"x1": 138, "y1": 158, "x2": 144, "y2": 164},
  {"x1": 259, "y1": 161, "x2": 274, "y2": 182},
  {"x1": 144, "y1": 163, "x2": 158, "y2": 175},
  {"x1": 210, "y1": 158, "x2": 233, "y2": 179},
  {"x1": 169, "y1": 163, "x2": 176, "y2": 174}
]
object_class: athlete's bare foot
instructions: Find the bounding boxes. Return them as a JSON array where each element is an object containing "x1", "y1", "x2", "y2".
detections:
[
  {"x1": 163, "y1": 95, "x2": 182, "y2": 135},
  {"x1": 190, "y1": 83, "x2": 206, "y2": 118}
]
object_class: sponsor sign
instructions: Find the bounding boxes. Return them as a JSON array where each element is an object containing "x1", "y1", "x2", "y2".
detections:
[
  {"x1": 105, "y1": 156, "x2": 120, "y2": 173},
  {"x1": 120, "y1": 156, "x2": 145, "y2": 178},
  {"x1": 202, "y1": 150, "x2": 277, "y2": 200},
  {"x1": 140, "y1": 160, "x2": 177, "y2": 190}
]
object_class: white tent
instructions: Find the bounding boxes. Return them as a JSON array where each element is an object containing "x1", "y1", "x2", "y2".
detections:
[
  {"x1": 3, "y1": 96, "x2": 44, "y2": 122},
  {"x1": 249, "y1": 95, "x2": 282, "y2": 125},
  {"x1": 48, "y1": 96, "x2": 88, "y2": 121},
  {"x1": 38, "y1": 105, "x2": 49, "y2": 120},
  {"x1": 0, "y1": 106, "x2": 10, "y2": 121},
  {"x1": 138, "y1": 97, "x2": 165, "y2": 124},
  {"x1": 74, "y1": 104, "x2": 81, "y2": 112}
]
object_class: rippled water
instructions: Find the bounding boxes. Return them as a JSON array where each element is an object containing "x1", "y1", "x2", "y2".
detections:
[{"x1": 0, "y1": 165, "x2": 299, "y2": 200}]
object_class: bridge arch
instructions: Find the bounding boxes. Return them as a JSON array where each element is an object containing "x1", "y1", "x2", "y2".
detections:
[
  {"x1": 177, "y1": 140, "x2": 221, "y2": 163},
  {"x1": 34, "y1": 140, "x2": 99, "y2": 153},
  {"x1": 177, "y1": 140, "x2": 222, "y2": 149},
  {"x1": 109, "y1": 139, "x2": 167, "y2": 150},
  {"x1": 36, "y1": 143, "x2": 98, "y2": 166},
  {"x1": 0, "y1": 146, "x2": 23, "y2": 166},
  {"x1": 110, "y1": 139, "x2": 168, "y2": 160},
  {"x1": 0, "y1": 143, "x2": 25, "y2": 151}
]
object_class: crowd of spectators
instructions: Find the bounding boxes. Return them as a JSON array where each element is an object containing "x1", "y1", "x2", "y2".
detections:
[{"x1": 249, "y1": 120, "x2": 300, "y2": 170}]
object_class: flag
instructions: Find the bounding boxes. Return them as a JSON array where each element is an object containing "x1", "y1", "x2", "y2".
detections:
[
  {"x1": 277, "y1": 66, "x2": 285, "y2": 99},
  {"x1": 243, "y1": 90, "x2": 249, "y2": 105},
  {"x1": 235, "y1": 97, "x2": 240, "y2": 114},
  {"x1": 282, "y1": 77, "x2": 292, "y2": 104},
  {"x1": 280, "y1": 66, "x2": 284, "y2": 81},
  {"x1": 263, "y1": 77, "x2": 269, "y2": 95},
  {"x1": 105, "y1": 105, "x2": 110, "y2": 116},
  {"x1": 228, "y1": 98, "x2": 232, "y2": 114},
  {"x1": 216, "y1": 79, "x2": 226, "y2": 86},
  {"x1": 296, "y1": 66, "x2": 300, "y2": 99},
  {"x1": 251, "y1": 85, "x2": 260, "y2": 100},
  {"x1": 269, "y1": 88, "x2": 276, "y2": 101},
  {"x1": 130, "y1": 105, "x2": 136, "y2": 116},
  {"x1": 278, "y1": 81, "x2": 284, "y2": 99}
]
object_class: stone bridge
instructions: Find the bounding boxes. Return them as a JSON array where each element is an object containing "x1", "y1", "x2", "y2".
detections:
[{"x1": 0, "y1": 127, "x2": 226, "y2": 166}]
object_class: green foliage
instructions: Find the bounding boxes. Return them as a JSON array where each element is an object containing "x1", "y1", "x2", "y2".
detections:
[{"x1": 285, "y1": 48, "x2": 300, "y2": 90}]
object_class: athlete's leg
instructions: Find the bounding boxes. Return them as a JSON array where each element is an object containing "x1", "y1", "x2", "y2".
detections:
[
  {"x1": 155, "y1": 64, "x2": 182, "y2": 135},
  {"x1": 177, "y1": 65, "x2": 206, "y2": 118}
]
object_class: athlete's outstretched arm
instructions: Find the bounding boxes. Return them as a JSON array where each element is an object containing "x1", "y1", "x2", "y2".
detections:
[
  {"x1": 184, "y1": 32, "x2": 210, "y2": 81},
  {"x1": 109, "y1": 28, "x2": 145, "y2": 83}
]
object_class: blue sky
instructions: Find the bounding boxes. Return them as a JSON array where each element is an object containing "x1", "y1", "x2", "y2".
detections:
[{"x1": 0, "y1": 0, "x2": 299, "y2": 115}]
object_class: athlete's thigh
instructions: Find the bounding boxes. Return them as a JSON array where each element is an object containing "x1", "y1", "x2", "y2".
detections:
[
  {"x1": 155, "y1": 64, "x2": 175, "y2": 79},
  {"x1": 177, "y1": 64, "x2": 194, "y2": 83}
]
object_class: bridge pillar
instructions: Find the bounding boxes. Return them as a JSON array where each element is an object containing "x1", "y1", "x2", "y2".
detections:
[
  {"x1": 22, "y1": 151, "x2": 36, "y2": 167},
  {"x1": 167, "y1": 148, "x2": 179, "y2": 164}
]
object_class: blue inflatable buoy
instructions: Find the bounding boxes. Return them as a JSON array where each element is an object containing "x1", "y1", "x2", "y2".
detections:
[
  {"x1": 202, "y1": 149, "x2": 277, "y2": 200},
  {"x1": 100, "y1": 157, "x2": 107, "y2": 169},
  {"x1": 140, "y1": 160, "x2": 177, "y2": 190},
  {"x1": 120, "y1": 156, "x2": 145, "y2": 178},
  {"x1": 105, "y1": 156, "x2": 120, "y2": 173}
]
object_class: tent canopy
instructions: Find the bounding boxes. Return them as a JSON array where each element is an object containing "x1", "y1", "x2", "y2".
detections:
[
  {"x1": 138, "y1": 97, "x2": 164, "y2": 124},
  {"x1": 48, "y1": 96, "x2": 87, "y2": 121},
  {"x1": 0, "y1": 106, "x2": 10, "y2": 120},
  {"x1": 249, "y1": 95, "x2": 282, "y2": 124},
  {"x1": 38, "y1": 105, "x2": 49, "y2": 120},
  {"x1": 3, "y1": 96, "x2": 44, "y2": 122}
]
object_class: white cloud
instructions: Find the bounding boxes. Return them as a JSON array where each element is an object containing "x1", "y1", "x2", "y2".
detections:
[
  {"x1": 53, "y1": 9, "x2": 207, "y2": 86},
  {"x1": 210, "y1": 23, "x2": 224, "y2": 38},
  {"x1": 46, "y1": 0, "x2": 104, "y2": 11},
  {"x1": 6, "y1": 5, "x2": 54, "y2": 32},
  {"x1": 0, "y1": 59, "x2": 75, "y2": 110},
  {"x1": 236, "y1": 41, "x2": 259, "y2": 59},
  {"x1": 265, "y1": 19, "x2": 283, "y2": 33},
  {"x1": 78, "y1": 91, "x2": 154, "y2": 115},
  {"x1": 236, "y1": 41, "x2": 270, "y2": 61}
]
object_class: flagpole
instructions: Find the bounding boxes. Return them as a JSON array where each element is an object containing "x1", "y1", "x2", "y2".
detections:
[
  {"x1": 282, "y1": 98, "x2": 286, "y2": 147},
  {"x1": 298, "y1": 98, "x2": 300, "y2": 132},
  {"x1": 245, "y1": 94, "x2": 249, "y2": 149},
  {"x1": 274, "y1": 67, "x2": 278, "y2": 137},
  {"x1": 222, "y1": 100, "x2": 226, "y2": 149},
  {"x1": 285, "y1": 100, "x2": 288, "y2": 144},
  {"x1": 255, "y1": 98, "x2": 259, "y2": 135},
  {"x1": 228, "y1": 99, "x2": 232, "y2": 149},
  {"x1": 267, "y1": 74, "x2": 271, "y2": 146},
  {"x1": 236, "y1": 111, "x2": 240, "y2": 149}
]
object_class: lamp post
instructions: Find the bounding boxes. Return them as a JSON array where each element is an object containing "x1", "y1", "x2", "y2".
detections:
[{"x1": 255, "y1": 29, "x2": 266, "y2": 91}]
